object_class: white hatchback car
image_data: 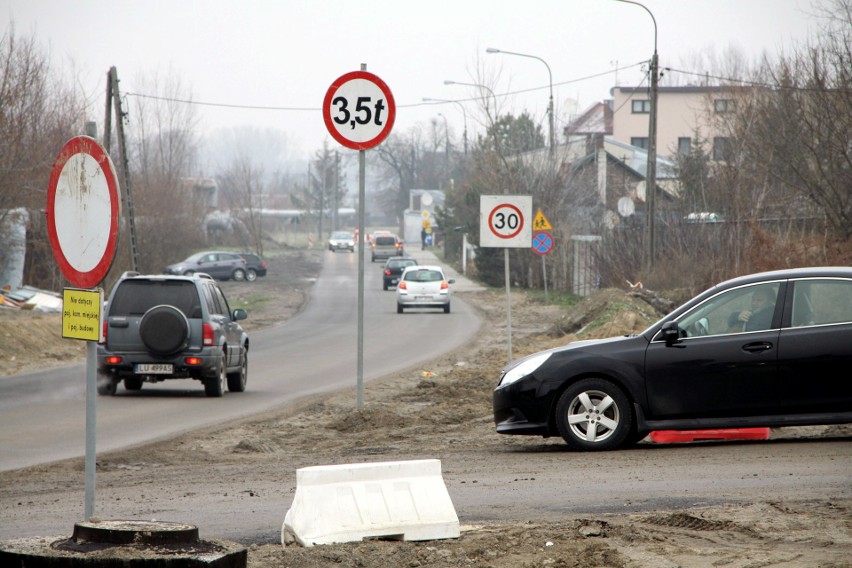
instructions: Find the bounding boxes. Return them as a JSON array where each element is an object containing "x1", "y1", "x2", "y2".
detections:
[{"x1": 396, "y1": 265, "x2": 454, "y2": 313}]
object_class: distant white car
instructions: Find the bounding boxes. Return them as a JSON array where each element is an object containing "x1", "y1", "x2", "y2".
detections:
[
  {"x1": 328, "y1": 231, "x2": 355, "y2": 252},
  {"x1": 396, "y1": 265, "x2": 454, "y2": 314}
]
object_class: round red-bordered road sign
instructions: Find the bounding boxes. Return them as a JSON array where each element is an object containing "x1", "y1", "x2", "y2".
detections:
[
  {"x1": 46, "y1": 136, "x2": 120, "y2": 288},
  {"x1": 323, "y1": 70, "x2": 396, "y2": 150}
]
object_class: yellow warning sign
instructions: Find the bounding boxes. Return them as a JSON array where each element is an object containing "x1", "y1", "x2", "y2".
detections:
[{"x1": 533, "y1": 209, "x2": 552, "y2": 231}]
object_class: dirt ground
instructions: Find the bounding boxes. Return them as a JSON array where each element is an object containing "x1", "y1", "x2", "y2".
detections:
[{"x1": 1, "y1": 244, "x2": 850, "y2": 567}]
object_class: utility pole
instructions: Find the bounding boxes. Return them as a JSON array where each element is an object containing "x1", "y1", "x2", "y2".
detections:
[
  {"x1": 103, "y1": 67, "x2": 139, "y2": 272},
  {"x1": 645, "y1": 47, "x2": 659, "y2": 272}
]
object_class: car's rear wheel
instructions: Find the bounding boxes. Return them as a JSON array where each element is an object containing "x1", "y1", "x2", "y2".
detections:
[
  {"x1": 124, "y1": 377, "x2": 143, "y2": 391},
  {"x1": 204, "y1": 353, "x2": 227, "y2": 397},
  {"x1": 383, "y1": 282, "x2": 389, "y2": 291},
  {"x1": 227, "y1": 351, "x2": 248, "y2": 392},
  {"x1": 555, "y1": 378, "x2": 632, "y2": 451},
  {"x1": 232, "y1": 268, "x2": 246, "y2": 281},
  {"x1": 443, "y1": 303, "x2": 450, "y2": 314},
  {"x1": 139, "y1": 305, "x2": 189, "y2": 356},
  {"x1": 397, "y1": 304, "x2": 404, "y2": 314},
  {"x1": 97, "y1": 373, "x2": 117, "y2": 396},
  {"x1": 245, "y1": 269, "x2": 257, "y2": 282}
]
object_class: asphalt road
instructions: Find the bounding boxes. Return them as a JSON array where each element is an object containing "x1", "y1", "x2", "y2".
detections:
[{"x1": 0, "y1": 249, "x2": 482, "y2": 472}]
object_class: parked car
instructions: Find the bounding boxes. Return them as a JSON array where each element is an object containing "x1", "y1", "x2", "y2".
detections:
[
  {"x1": 328, "y1": 231, "x2": 355, "y2": 252},
  {"x1": 493, "y1": 267, "x2": 852, "y2": 451},
  {"x1": 371, "y1": 234, "x2": 404, "y2": 262},
  {"x1": 97, "y1": 271, "x2": 250, "y2": 397},
  {"x1": 382, "y1": 257, "x2": 418, "y2": 290},
  {"x1": 237, "y1": 252, "x2": 267, "y2": 281},
  {"x1": 164, "y1": 251, "x2": 248, "y2": 281},
  {"x1": 396, "y1": 265, "x2": 454, "y2": 313}
]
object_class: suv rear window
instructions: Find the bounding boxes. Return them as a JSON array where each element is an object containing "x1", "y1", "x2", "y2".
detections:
[
  {"x1": 375, "y1": 236, "x2": 397, "y2": 246},
  {"x1": 109, "y1": 280, "x2": 201, "y2": 317}
]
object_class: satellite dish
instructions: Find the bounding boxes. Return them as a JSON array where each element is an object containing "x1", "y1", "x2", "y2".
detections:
[
  {"x1": 421, "y1": 192, "x2": 433, "y2": 206},
  {"x1": 617, "y1": 197, "x2": 635, "y2": 217}
]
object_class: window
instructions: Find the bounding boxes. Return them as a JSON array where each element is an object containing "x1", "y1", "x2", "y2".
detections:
[
  {"x1": 676, "y1": 283, "x2": 781, "y2": 337},
  {"x1": 792, "y1": 279, "x2": 852, "y2": 327},
  {"x1": 678, "y1": 137, "x2": 692, "y2": 155},
  {"x1": 713, "y1": 137, "x2": 732, "y2": 161},
  {"x1": 631, "y1": 137, "x2": 649, "y2": 150},
  {"x1": 714, "y1": 99, "x2": 735, "y2": 113},
  {"x1": 631, "y1": 99, "x2": 651, "y2": 113}
]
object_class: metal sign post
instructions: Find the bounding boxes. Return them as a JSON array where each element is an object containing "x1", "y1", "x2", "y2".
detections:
[
  {"x1": 46, "y1": 136, "x2": 120, "y2": 520},
  {"x1": 324, "y1": 65, "x2": 395, "y2": 408},
  {"x1": 480, "y1": 195, "x2": 532, "y2": 362}
]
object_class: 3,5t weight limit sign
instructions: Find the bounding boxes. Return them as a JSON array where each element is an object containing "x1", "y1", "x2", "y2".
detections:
[
  {"x1": 480, "y1": 195, "x2": 532, "y2": 248},
  {"x1": 323, "y1": 70, "x2": 396, "y2": 150}
]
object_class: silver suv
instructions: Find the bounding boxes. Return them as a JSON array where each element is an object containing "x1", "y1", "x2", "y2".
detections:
[{"x1": 96, "y1": 272, "x2": 249, "y2": 397}]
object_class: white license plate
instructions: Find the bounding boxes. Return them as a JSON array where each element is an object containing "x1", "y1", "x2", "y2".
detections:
[
  {"x1": 415, "y1": 296, "x2": 432, "y2": 301},
  {"x1": 135, "y1": 363, "x2": 173, "y2": 374}
]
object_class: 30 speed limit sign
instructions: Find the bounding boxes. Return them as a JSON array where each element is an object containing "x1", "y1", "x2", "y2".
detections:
[
  {"x1": 323, "y1": 70, "x2": 396, "y2": 150},
  {"x1": 480, "y1": 195, "x2": 532, "y2": 248}
]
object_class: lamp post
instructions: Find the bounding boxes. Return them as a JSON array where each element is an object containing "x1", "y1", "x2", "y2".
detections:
[
  {"x1": 616, "y1": 0, "x2": 659, "y2": 272},
  {"x1": 443, "y1": 80, "x2": 498, "y2": 125},
  {"x1": 445, "y1": 79, "x2": 514, "y2": 361},
  {"x1": 423, "y1": 97, "x2": 468, "y2": 155},
  {"x1": 437, "y1": 112, "x2": 450, "y2": 186},
  {"x1": 486, "y1": 47, "x2": 554, "y2": 156}
]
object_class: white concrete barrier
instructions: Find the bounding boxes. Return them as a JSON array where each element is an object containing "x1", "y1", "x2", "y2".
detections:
[{"x1": 281, "y1": 458, "x2": 460, "y2": 547}]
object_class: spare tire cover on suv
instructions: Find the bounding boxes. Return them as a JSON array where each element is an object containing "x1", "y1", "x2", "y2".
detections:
[{"x1": 139, "y1": 305, "x2": 190, "y2": 355}]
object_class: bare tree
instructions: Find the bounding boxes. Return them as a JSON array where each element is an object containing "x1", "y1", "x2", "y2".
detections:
[
  {"x1": 0, "y1": 28, "x2": 86, "y2": 289},
  {"x1": 123, "y1": 68, "x2": 203, "y2": 274}
]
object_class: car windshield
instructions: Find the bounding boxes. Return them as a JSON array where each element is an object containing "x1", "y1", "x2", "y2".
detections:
[
  {"x1": 405, "y1": 269, "x2": 444, "y2": 283},
  {"x1": 332, "y1": 232, "x2": 352, "y2": 239}
]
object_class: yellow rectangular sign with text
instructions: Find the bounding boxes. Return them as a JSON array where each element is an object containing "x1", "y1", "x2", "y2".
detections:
[{"x1": 62, "y1": 288, "x2": 103, "y2": 342}]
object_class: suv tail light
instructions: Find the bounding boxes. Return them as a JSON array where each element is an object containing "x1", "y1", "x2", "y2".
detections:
[
  {"x1": 202, "y1": 322, "x2": 215, "y2": 346},
  {"x1": 101, "y1": 321, "x2": 108, "y2": 343}
]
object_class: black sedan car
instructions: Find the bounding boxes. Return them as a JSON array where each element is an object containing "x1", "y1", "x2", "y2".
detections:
[
  {"x1": 493, "y1": 267, "x2": 852, "y2": 451},
  {"x1": 382, "y1": 256, "x2": 418, "y2": 290}
]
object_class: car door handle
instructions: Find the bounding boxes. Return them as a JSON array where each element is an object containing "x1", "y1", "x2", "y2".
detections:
[{"x1": 742, "y1": 342, "x2": 773, "y2": 353}]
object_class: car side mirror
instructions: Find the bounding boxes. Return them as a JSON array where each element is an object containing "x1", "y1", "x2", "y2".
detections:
[
  {"x1": 447, "y1": 279, "x2": 456, "y2": 285},
  {"x1": 233, "y1": 308, "x2": 248, "y2": 321},
  {"x1": 660, "y1": 321, "x2": 680, "y2": 344}
]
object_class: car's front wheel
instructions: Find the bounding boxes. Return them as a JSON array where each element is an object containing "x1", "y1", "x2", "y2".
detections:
[{"x1": 555, "y1": 378, "x2": 632, "y2": 451}]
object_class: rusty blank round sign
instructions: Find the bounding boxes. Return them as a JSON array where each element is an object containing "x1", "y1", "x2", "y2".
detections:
[{"x1": 46, "y1": 136, "x2": 120, "y2": 288}]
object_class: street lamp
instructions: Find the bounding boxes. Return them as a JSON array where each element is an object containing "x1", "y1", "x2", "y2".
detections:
[
  {"x1": 445, "y1": 79, "x2": 514, "y2": 361},
  {"x1": 423, "y1": 97, "x2": 468, "y2": 155},
  {"x1": 616, "y1": 0, "x2": 659, "y2": 272},
  {"x1": 443, "y1": 80, "x2": 498, "y2": 123},
  {"x1": 486, "y1": 47, "x2": 554, "y2": 156}
]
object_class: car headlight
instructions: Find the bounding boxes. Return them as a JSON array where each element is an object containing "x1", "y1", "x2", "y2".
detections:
[{"x1": 498, "y1": 352, "x2": 552, "y2": 388}]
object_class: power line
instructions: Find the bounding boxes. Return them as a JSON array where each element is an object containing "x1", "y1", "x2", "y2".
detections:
[{"x1": 124, "y1": 63, "x2": 648, "y2": 113}]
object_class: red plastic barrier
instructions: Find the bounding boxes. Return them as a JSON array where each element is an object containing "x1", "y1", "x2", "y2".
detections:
[{"x1": 649, "y1": 428, "x2": 770, "y2": 443}]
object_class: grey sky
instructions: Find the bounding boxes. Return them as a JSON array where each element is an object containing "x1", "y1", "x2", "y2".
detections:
[{"x1": 5, "y1": 0, "x2": 820, "y2": 162}]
